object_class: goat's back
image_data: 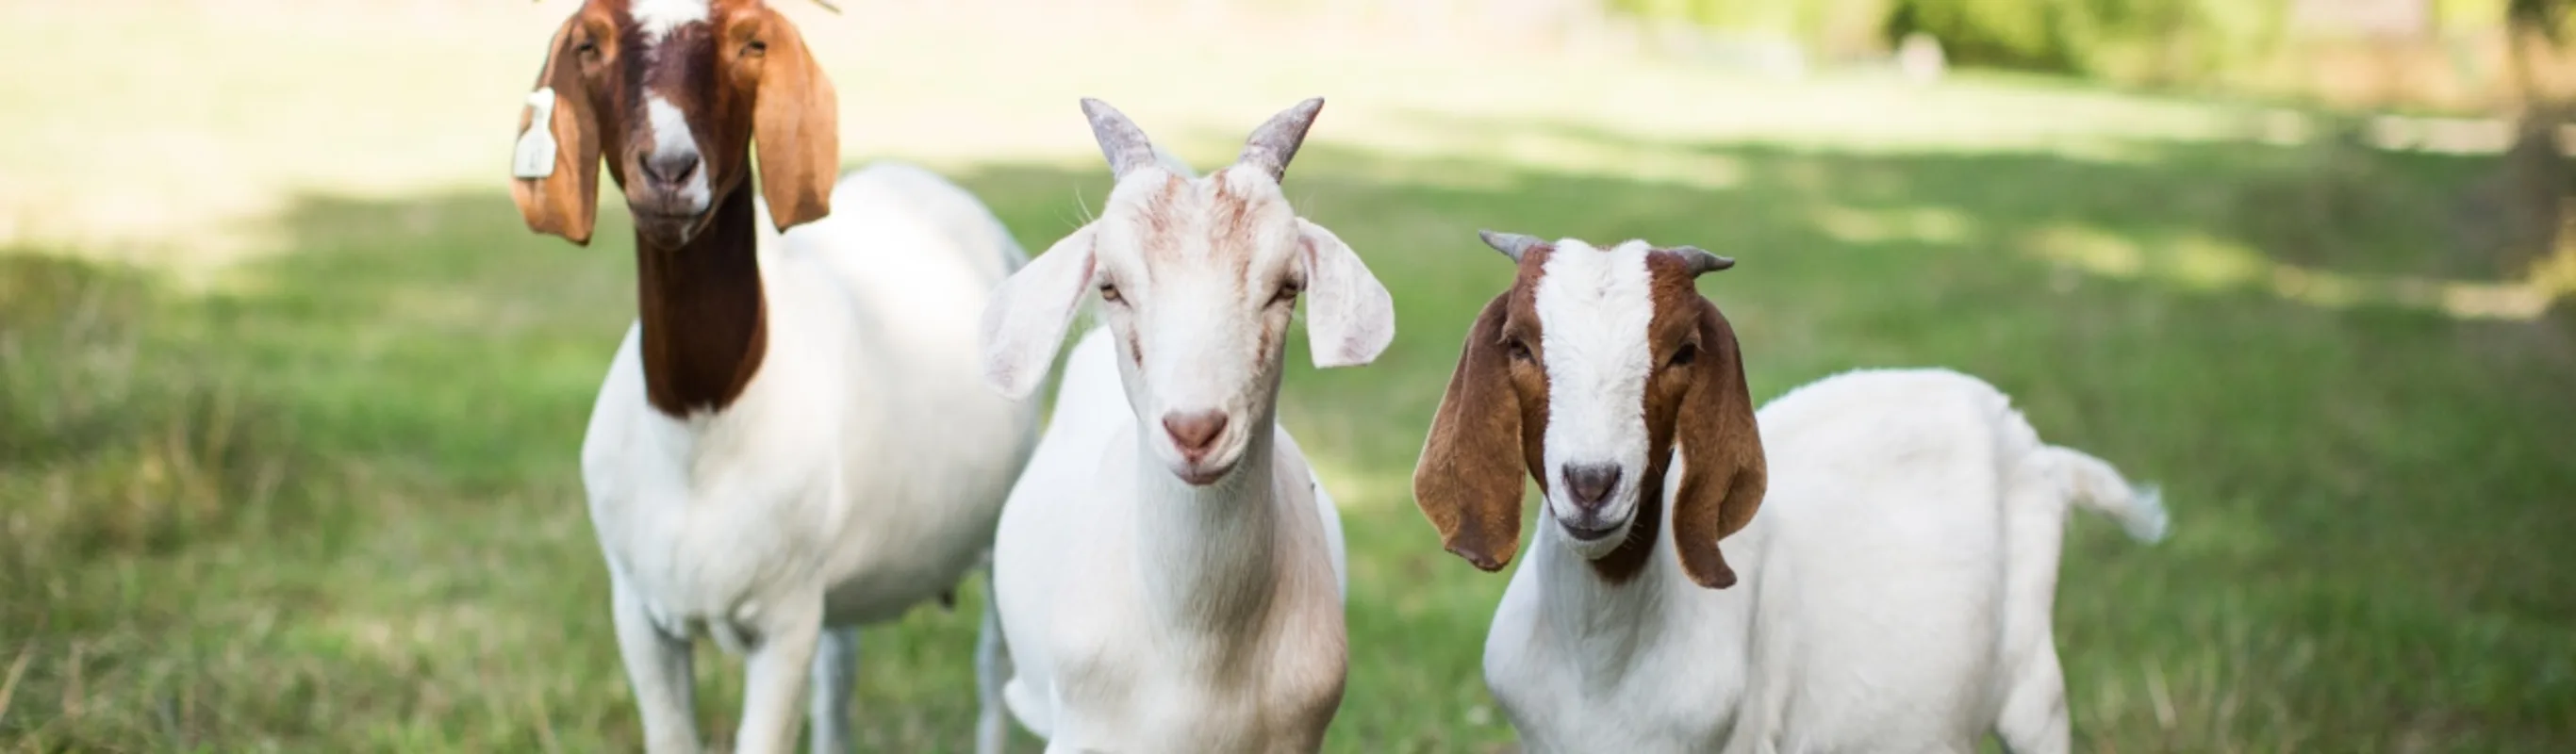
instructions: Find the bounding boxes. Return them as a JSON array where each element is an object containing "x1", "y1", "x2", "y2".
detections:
[{"x1": 1735, "y1": 369, "x2": 2031, "y2": 747}]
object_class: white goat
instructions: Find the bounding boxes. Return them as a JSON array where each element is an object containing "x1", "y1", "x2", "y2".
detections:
[
  {"x1": 975, "y1": 98, "x2": 1392, "y2": 753},
  {"x1": 1414, "y1": 232, "x2": 2168, "y2": 754},
  {"x1": 510, "y1": 5, "x2": 1036, "y2": 751}
]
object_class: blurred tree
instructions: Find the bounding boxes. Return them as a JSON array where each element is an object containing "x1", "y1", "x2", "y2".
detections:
[{"x1": 2503, "y1": 0, "x2": 2572, "y2": 274}]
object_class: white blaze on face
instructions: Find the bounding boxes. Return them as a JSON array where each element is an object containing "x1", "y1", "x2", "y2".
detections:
[
  {"x1": 629, "y1": 0, "x2": 709, "y2": 41},
  {"x1": 641, "y1": 94, "x2": 712, "y2": 212},
  {"x1": 1532, "y1": 239, "x2": 1657, "y2": 536}
]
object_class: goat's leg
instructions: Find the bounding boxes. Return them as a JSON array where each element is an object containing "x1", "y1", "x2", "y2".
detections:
[
  {"x1": 1992, "y1": 644, "x2": 2070, "y2": 754},
  {"x1": 1994, "y1": 451, "x2": 2073, "y2": 754},
  {"x1": 806, "y1": 626, "x2": 861, "y2": 754},
  {"x1": 974, "y1": 572, "x2": 1015, "y2": 754},
  {"x1": 735, "y1": 598, "x2": 825, "y2": 754},
  {"x1": 611, "y1": 579, "x2": 701, "y2": 754}
]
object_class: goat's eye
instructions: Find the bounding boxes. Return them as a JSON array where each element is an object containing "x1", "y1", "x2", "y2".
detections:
[
  {"x1": 575, "y1": 40, "x2": 599, "y2": 57},
  {"x1": 742, "y1": 39, "x2": 768, "y2": 57},
  {"x1": 1505, "y1": 338, "x2": 1534, "y2": 363},
  {"x1": 1668, "y1": 343, "x2": 1699, "y2": 369},
  {"x1": 1098, "y1": 284, "x2": 1123, "y2": 303},
  {"x1": 1269, "y1": 282, "x2": 1301, "y2": 306}
]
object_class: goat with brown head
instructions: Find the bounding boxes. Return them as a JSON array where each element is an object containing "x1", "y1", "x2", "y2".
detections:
[
  {"x1": 514, "y1": 0, "x2": 835, "y2": 246},
  {"x1": 512, "y1": 0, "x2": 838, "y2": 418},
  {"x1": 1413, "y1": 232, "x2": 1765, "y2": 589}
]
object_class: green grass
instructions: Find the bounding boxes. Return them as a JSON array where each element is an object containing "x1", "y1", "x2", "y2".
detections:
[
  {"x1": 6, "y1": 4, "x2": 2576, "y2": 751},
  {"x1": 8, "y1": 123, "x2": 2575, "y2": 751}
]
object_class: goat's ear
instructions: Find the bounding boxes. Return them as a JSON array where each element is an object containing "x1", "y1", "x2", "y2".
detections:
[
  {"x1": 510, "y1": 17, "x2": 604, "y2": 245},
  {"x1": 1670, "y1": 299, "x2": 1765, "y2": 589},
  {"x1": 1296, "y1": 219, "x2": 1394, "y2": 369},
  {"x1": 750, "y1": 7, "x2": 838, "y2": 231},
  {"x1": 1413, "y1": 295, "x2": 1528, "y2": 572},
  {"x1": 981, "y1": 225, "x2": 1098, "y2": 400}
]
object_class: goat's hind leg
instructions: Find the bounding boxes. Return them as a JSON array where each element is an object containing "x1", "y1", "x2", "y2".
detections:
[
  {"x1": 1993, "y1": 442, "x2": 2074, "y2": 754},
  {"x1": 1992, "y1": 645, "x2": 2070, "y2": 754},
  {"x1": 808, "y1": 626, "x2": 861, "y2": 754},
  {"x1": 974, "y1": 569, "x2": 1015, "y2": 754}
]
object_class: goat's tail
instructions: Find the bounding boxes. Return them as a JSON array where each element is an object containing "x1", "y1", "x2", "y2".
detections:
[{"x1": 2036, "y1": 445, "x2": 2169, "y2": 544}]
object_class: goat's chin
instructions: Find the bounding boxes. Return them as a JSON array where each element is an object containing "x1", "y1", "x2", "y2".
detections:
[{"x1": 630, "y1": 211, "x2": 709, "y2": 247}]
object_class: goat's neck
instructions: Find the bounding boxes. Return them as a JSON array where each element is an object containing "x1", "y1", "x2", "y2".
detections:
[
  {"x1": 1134, "y1": 403, "x2": 1285, "y2": 637},
  {"x1": 1535, "y1": 472, "x2": 1684, "y2": 677},
  {"x1": 633, "y1": 187, "x2": 768, "y2": 418}
]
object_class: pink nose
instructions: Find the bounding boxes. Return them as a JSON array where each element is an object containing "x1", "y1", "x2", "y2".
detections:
[{"x1": 1161, "y1": 410, "x2": 1228, "y2": 456}]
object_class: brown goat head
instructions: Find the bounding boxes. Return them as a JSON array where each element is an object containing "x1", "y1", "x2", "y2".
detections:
[
  {"x1": 510, "y1": 0, "x2": 837, "y2": 247},
  {"x1": 1413, "y1": 232, "x2": 1764, "y2": 589}
]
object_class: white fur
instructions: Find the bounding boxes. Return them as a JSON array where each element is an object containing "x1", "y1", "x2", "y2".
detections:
[
  {"x1": 1531, "y1": 238, "x2": 1657, "y2": 557},
  {"x1": 583, "y1": 162, "x2": 1039, "y2": 754},
  {"x1": 979, "y1": 142, "x2": 1382, "y2": 751},
  {"x1": 990, "y1": 330, "x2": 1350, "y2": 752},
  {"x1": 1485, "y1": 368, "x2": 2168, "y2": 753},
  {"x1": 641, "y1": 95, "x2": 711, "y2": 213},
  {"x1": 630, "y1": 0, "x2": 707, "y2": 41}
]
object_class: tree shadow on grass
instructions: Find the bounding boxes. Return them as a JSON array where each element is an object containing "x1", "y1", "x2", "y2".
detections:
[{"x1": 5, "y1": 129, "x2": 2573, "y2": 749}]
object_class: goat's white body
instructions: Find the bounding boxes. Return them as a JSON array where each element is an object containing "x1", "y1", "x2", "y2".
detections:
[
  {"x1": 582, "y1": 162, "x2": 1039, "y2": 751},
  {"x1": 1486, "y1": 368, "x2": 2164, "y2": 754},
  {"x1": 992, "y1": 328, "x2": 1350, "y2": 753}
]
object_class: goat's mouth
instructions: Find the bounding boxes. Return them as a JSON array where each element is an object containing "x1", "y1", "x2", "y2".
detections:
[
  {"x1": 1558, "y1": 517, "x2": 1625, "y2": 543},
  {"x1": 1172, "y1": 456, "x2": 1240, "y2": 487},
  {"x1": 630, "y1": 208, "x2": 711, "y2": 245}
]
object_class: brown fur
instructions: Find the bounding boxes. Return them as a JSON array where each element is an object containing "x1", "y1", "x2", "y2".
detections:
[
  {"x1": 636, "y1": 188, "x2": 770, "y2": 417},
  {"x1": 1641, "y1": 253, "x2": 1765, "y2": 588},
  {"x1": 1412, "y1": 245, "x2": 1553, "y2": 572},
  {"x1": 1412, "y1": 243, "x2": 1765, "y2": 589},
  {"x1": 509, "y1": 0, "x2": 840, "y2": 417}
]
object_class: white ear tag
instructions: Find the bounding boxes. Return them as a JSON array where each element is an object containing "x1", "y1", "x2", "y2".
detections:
[{"x1": 512, "y1": 89, "x2": 559, "y2": 179}]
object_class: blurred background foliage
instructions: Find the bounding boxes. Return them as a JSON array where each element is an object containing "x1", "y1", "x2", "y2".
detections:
[{"x1": 1599, "y1": 0, "x2": 2576, "y2": 108}]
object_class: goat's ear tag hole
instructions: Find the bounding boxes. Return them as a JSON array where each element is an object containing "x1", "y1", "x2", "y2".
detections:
[{"x1": 512, "y1": 89, "x2": 559, "y2": 179}]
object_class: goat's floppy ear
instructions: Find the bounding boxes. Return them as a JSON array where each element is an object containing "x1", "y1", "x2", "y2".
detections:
[
  {"x1": 1413, "y1": 295, "x2": 1529, "y2": 572},
  {"x1": 981, "y1": 226, "x2": 1098, "y2": 400},
  {"x1": 750, "y1": 7, "x2": 838, "y2": 231},
  {"x1": 1670, "y1": 299, "x2": 1766, "y2": 589},
  {"x1": 1296, "y1": 219, "x2": 1394, "y2": 368},
  {"x1": 510, "y1": 18, "x2": 604, "y2": 245}
]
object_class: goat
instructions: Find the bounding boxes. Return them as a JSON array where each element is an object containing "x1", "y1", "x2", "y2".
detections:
[
  {"x1": 974, "y1": 98, "x2": 1392, "y2": 753},
  {"x1": 507, "y1": 2, "x2": 1038, "y2": 751},
  {"x1": 1413, "y1": 231, "x2": 2169, "y2": 753}
]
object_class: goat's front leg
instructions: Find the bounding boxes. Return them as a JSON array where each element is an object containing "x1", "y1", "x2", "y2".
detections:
[
  {"x1": 807, "y1": 626, "x2": 860, "y2": 754},
  {"x1": 610, "y1": 576, "x2": 700, "y2": 754},
  {"x1": 735, "y1": 596, "x2": 825, "y2": 754}
]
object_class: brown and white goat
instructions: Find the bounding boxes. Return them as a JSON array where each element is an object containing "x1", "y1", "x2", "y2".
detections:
[
  {"x1": 510, "y1": 3, "x2": 1039, "y2": 752},
  {"x1": 1415, "y1": 232, "x2": 2168, "y2": 753}
]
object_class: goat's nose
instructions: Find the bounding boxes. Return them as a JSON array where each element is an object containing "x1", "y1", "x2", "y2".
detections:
[
  {"x1": 641, "y1": 150, "x2": 700, "y2": 187},
  {"x1": 1563, "y1": 463, "x2": 1623, "y2": 510},
  {"x1": 1161, "y1": 410, "x2": 1229, "y2": 456}
]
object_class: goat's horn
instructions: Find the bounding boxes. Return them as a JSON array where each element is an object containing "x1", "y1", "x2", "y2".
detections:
[
  {"x1": 807, "y1": 0, "x2": 842, "y2": 14},
  {"x1": 1661, "y1": 245, "x2": 1736, "y2": 276},
  {"x1": 1478, "y1": 230, "x2": 1547, "y2": 263},
  {"x1": 1238, "y1": 97, "x2": 1325, "y2": 184},
  {"x1": 1081, "y1": 99, "x2": 1161, "y2": 180}
]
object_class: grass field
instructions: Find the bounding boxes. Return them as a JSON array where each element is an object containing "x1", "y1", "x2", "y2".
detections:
[{"x1": 6, "y1": 1, "x2": 2576, "y2": 751}]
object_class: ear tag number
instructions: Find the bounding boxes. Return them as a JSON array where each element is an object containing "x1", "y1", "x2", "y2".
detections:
[{"x1": 513, "y1": 89, "x2": 559, "y2": 179}]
